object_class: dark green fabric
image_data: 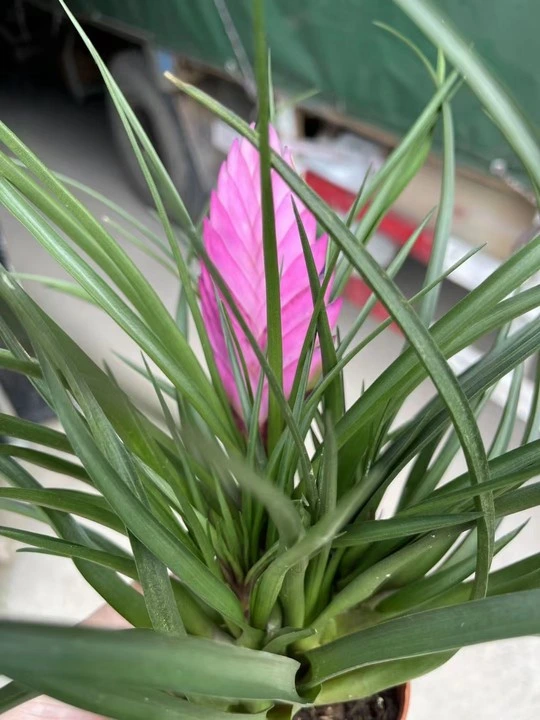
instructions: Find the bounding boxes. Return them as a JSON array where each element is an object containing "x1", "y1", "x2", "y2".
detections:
[{"x1": 65, "y1": 1, "x2": 539, "y2": 182}]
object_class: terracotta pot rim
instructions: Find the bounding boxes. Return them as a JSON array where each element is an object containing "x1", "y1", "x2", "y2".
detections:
[{"x1": 398, "y1": 682, "x2": 411, "y2": 720}]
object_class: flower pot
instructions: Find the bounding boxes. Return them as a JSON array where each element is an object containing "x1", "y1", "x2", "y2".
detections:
[
  {"x1": 294, "y1": 683, "x2": 410, "y2": 720},
  {"x1": 398, "y1": 683, "x2": 411, "y2": 719}
]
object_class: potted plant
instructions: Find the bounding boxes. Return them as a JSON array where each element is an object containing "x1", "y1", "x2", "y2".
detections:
[{"x1": 1, "y1": 0, "x2": 540, "y2": 718}]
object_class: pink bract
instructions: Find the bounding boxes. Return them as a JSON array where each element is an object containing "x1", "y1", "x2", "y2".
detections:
[{"x1": 199, "y1": 126, "x2": 342, "y2": 425}]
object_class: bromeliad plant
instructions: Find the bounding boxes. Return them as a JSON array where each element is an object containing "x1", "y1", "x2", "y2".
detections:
[{"x1": 1, "y1": 0, "x2": 540, "y2": 717}]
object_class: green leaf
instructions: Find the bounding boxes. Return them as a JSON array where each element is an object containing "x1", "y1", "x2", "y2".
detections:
[
  {"x1": 218, "y1": 300, "x2": 255, "y2": 427},
  {"x1": 333, "y1": 513, "x2": 480, "y2": 547},
  {"x1": 0, "y1": 444, "x2": 89, "y2": 483},
  {"x1": 264, "y1": 627, "x2": 315, "y2": 655},
  {"x1": 0, "y1": 413, "x2": 72, "y2": 453},
  {"x1": 523, "y1": 355, "x2": 540, "y2": 443},
  {"x1": 41, "y1": 675, "x2": 263, "y2": 720},
  {"x1": 116, "y1": 353, "x2": 177, "y2": 399},
  {"x1": 304, "y1": 589, "x2": 540, "y2": 686},
  {"x1": 485, "y1": 555, "x2": 540, "y2": 596},
  {"x1": 489, "y1": 363, "x2": 524, "y2": 458},
  {"x1": 0, "y1": 526, "x2": 137, "y2": 577},
  {"x1": 46, "y1": 165, "x2": 175, "y2": 257},
  {"x1": 345, "y1": 164, "x2": 373, "y2": 229},
  {"x1": 101, "y1": 216, "x2": 179, "y2": 275},
  {"x1": 0, "y1": 348, "x2": 40, "y2": 377},
  {"x1": 7, "y1": 676, "x2": 258, "y2": 720},
  {"x1": 418, "y1": 62, "x2": 455, "y2": 326},
  {"x1": 338, "y1": 210, "x2": 435, "y2": 356},
  {"x1": 0, "y1": 623, "x2": 302, "y2": 702},
  {"x1": 411, "y1": 439, "x2": 540, "y2": 515},
  {"x1": 315, "y1": 653, "x2": 452, "y2": 706},
  {"x1": 0, "y1": 498, "x2": 45, "y2": 523},
  {"x1": 305, "y1": 419, "x2": 338, "y2": 618},
  {"x1": 130, "y1": 534, "x2": 186, "y2": 637},
  {"x1": 495, "y1": 481, "x2": 540, "y2": 518},
  {"x1": 247, "y1": 370, "x2": 266, "y2": 471},
  {"x1": 373, "y1": 22, "x2": 438, "y2": 85},
  {"x1": 419, "y1": 554, "x2": 540, "y2": 612},
  {"x1": 294, "y1": 201, "x2": 343, "y2": 420},
  {"x1": 10, "y1": 272, "x2": 95, "y2": 303},
  {"x1": 0, "y1": 487, "x2": 124, "y2": 533},
  {"x1": 396, "y1": 434, "x2": 442, "y2": 512},
  {"x1": 253, "y1": 0, "x2": 283, "y2": 452}
]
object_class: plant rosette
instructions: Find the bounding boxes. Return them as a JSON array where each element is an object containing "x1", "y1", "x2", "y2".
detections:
[{"x1": 1, "y1": 0, "x2": 540, "y2": 718}]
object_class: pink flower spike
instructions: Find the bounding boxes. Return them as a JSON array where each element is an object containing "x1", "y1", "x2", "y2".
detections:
[{"x1": 200, "y1": 127, "x2": 342, "y2": 426}]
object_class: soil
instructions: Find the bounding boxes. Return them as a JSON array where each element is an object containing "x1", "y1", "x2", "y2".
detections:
[{"x1": 293, "y1": 687, "x2": 401, "y2": 720}]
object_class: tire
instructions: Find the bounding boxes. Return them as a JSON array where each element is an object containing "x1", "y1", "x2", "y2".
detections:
[{"x1": 107, "y1": 48, "x2": 205, "y2": 220}]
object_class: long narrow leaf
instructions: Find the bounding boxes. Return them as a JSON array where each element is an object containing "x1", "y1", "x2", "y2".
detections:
[
  {"x1": 0, "y1": 413, "x2": 72, "y2": 453},
  {"x1": 333, "y1": 513, "x2": 480, "y2": 548},
  {"x1": 0, "y1": 526, "x2": 136, "y2": 577},
  {"x1": 0, "y1": 444, "x2": 88, "y2": 483},
  {"x1": 418, "y1": 58, "x2": 455, "y2": 326},
  {"x1": 5, "y1": 676, "x2": 256, "y2": 720},
  {"x1": 253, "y1": 0, "x2": 283, "y2": 451},
  {"x1": 0, "y1": 623, "x2": 302, "y2": 703},
  {"x1": 304, "y1": 589, "x2": 540, "y2": 685},
  {"x1": 0, "y1": 348, "x2": 40, "y2": 377},
  {"x1": 0, "y1": 487, "x2": 124, "y2": 533},
  {"x1": 10, "y1": 272, "x2": 95, "y2": 303},
  {"x1": 294, "y1": 200, "x2": 343, "y2": 420}
]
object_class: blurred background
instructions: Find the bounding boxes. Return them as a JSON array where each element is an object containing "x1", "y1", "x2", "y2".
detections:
[{"x1": 1, "y1": 1, "x2": 539, "y2": 718}]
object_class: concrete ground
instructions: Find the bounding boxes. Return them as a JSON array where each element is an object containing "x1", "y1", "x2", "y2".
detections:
[{"x1": 1, "y1": 74, "x2": 539, "y2": 718}]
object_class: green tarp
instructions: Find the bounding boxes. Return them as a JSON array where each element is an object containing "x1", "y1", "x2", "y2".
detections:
[{"x1": 65, "y1": 0, "x2": 539, "y2": 183}]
